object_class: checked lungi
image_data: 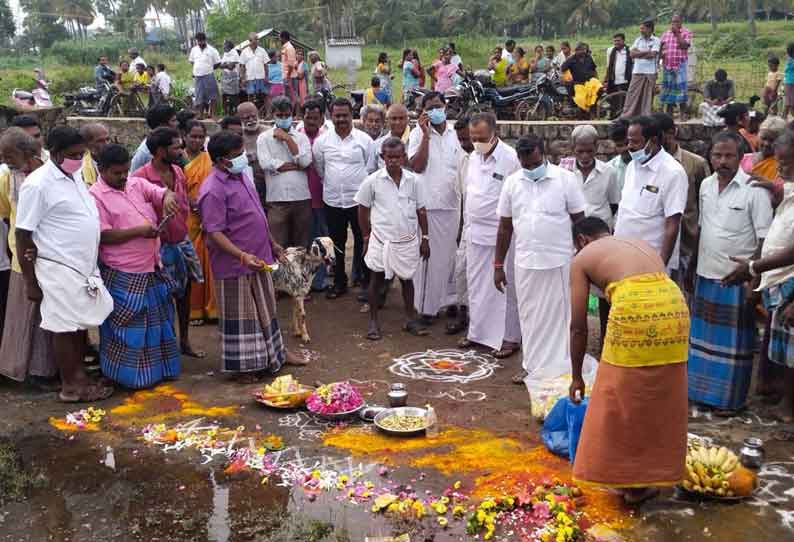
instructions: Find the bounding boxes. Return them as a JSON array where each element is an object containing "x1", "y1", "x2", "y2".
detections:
[
  {"x1": 216, "y1": 272, "x2": 286, "y2": 374},
  {"x1": 764, "y1": 276, "x2": 794, "y2": 369},
  {"x1": 194, "y1": 73, "x2": 219, "y2": 106},
  {"x1": 161, "y1": 237, "x2": 204, "y2": 298},
  {"x1": 688, "y1": 276, "x2": 756, "y2": 410},
  {"x1": 99, "y1": 267, "x2": 180, "y2": 389},
  {"x1": 660, "y1": 62, "x2": 688, "y2": 105}
]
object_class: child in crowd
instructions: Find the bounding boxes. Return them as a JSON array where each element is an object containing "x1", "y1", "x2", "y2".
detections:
[
  {"x1": 266, "y1": 51, "x2": 283, "y2": 97},
  {"x1": 783, "y1": 43, "x2": 794, "y2": 119},
  {"x1": 151, "y1": 64, "x2": 172, "y2": 105},
  {"x1": 364, "y1": 77, "x2": 391, "y2": 107},
  {"x1": 764, "y1": 56, "x2": 783, "y2": 114}
]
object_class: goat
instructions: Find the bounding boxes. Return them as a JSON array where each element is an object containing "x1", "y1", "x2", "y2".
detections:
[{"x1": 271, "y1": 236, "x2": 335, "y2": 343}]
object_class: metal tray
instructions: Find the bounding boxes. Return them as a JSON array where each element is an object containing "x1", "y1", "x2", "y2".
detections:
[{"x1": 374, "y1": 407, "x2": 430, "y2": 437}]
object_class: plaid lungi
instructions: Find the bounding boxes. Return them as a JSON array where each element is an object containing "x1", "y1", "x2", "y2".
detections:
[
  {"x1": 99, "y1": 266, "x2": 180, "y2": 389},
  {"x1": 688, "y1": 276, "x2": 756, "y2": 410},
  {"x1": 763, "y1": 276, "x2": 794, "y2": 368},
  {"x1": 161, "y1": 237, "x2": 204, "y2": 298},
  {"x1": 216, "y1": 272, "x2": 285, "y2": 373},
  {"x1": 660, "y1": 62, "x2": 688, "y2": 104}
]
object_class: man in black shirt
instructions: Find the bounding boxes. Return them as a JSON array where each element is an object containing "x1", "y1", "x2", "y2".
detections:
[{"x1": 560, "y1": 43, "x2": 601, "y2": 117}]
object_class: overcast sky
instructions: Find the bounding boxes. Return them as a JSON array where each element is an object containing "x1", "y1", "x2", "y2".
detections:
[{"x1": 8, "y1": 1, "x2": 171, "y2": 32}]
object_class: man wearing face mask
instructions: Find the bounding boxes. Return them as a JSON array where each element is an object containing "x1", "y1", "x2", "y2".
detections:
[
  {"x1": 16, "y1": 126, "x2": 114, "y2": 402},
  {"x1": 408, "y1": 92, "x2": 462, "y2": 323},
  {"x1": 237, "y1": 101, "x2": 267, "y2": 204},
  {"x1": 257, "y1": 96, "x2": 313, "y2": 249},
  {"x1": 132, "y1": 128, "x2": 205, "y2": 360},
  {"x1": 199, "y1": 131, "x2": 305, "y2": 379},
  {"x1": 0, "y1": 128, "x2": 56, "y2": 387},
  {"x1": 457, "y1": 113, "x2": 522, "y2": 366},
  {"x1": 495, "y1": 134, "x2": 586, "y2": 388},
  {"x1": 613, "y1": 116, "x2": 688, "y2": 276}
]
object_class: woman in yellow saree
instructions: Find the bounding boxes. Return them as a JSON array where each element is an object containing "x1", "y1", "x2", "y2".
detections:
[{"x1": 183, "y1": 120, "x2": 217, "y2": 323}]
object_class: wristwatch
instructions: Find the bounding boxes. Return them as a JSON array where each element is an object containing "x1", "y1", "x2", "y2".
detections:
[
  {"x1": 421, "y1": 235, "x2": 430, "y2": 241},
  {"x1": 748, "y1": 260, "x2": 759, "y2": 278}
]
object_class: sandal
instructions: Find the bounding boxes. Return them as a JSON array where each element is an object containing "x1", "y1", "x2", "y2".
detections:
[
  {"x1": 492, "y1": 344, "x2": 520, "y2": 359},
  {"x1": 403, "y1": 320, "x2": 430, "y2": 337},
  {"x1": 59, "y1": 382, "x2": 114, "y2": 403},
  {"x1": 181, "y1": 344, "x2": 207, "y2": 359},
  {"x1": 457, "y1": 337, "x2": 476, "y2": 348},
  {"x1": 366, "y1": 329, "x2": 382, "y2": 341},
  {"x1": 512, "y1": 371, "x2": 528, "y2": 385},
  {"x1": 445, "y1": 320, "x2": 468, "y2": 335}
]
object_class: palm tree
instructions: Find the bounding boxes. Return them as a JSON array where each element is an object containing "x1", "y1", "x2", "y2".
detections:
[{"x1": 567, "y1": 0, "x2": 615, "y2": 31}]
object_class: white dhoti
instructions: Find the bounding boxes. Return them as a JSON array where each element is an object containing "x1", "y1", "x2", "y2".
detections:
[
  {"x1": 515, "y1": 264, "x2": 572, "y2": 387},
  {"x1": 466, "y1": 240, "x2": 521, "y2": 351},
  {"x1": 36, "y1": 259, "x2": 113, "y2": 333},
  {"x1": 454, "y1": 225, "x2": 468, "y2": 306},
  {"x1": 364, "y1": 233, "x2": 420, "y2": 280},
  {"x1": 413, "y1": 209, "x2": 459, "y2": 316}
]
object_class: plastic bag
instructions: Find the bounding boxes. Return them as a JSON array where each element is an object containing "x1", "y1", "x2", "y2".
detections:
[
  {"x1": 527, "y1": 354, "x2": 597, "y2": 421},
  {"x1": 541, "y1": 397, "x2": 588, "y2": 462}
]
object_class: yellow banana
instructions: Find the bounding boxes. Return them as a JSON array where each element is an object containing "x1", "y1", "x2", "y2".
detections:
[
  {"x1": 709, "y1": 447, "x2": 719, "y2": 467},
  {"x1": 722, "y1": 456, "x2": 738, "y2": 473},
  {"x1": 682, "y1": 480, "x2": 693, "y2": 491},
  {"x1": 715, "y1": 447, "x2": 728, "y2": 467},
  {"x1": 716, "y1": 488, "x2": 726, "y2": 497},
  {"x1": 695, "y1": 462, "x2": 707, "y2": 481},
  {"x1": 693, "y1": 485, "x2": 704, "y2": 493}
]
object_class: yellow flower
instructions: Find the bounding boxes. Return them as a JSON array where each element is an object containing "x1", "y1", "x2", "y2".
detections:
[
  {"x1": 374, "y1": 494, "x2": 398, "y2": 509},
  {"x1": 437, "y1": 517, "x2": 448, "y2": 528},
  {"x1": 432, "y1": 502, "x2": 447, "y2": 515},
  {"x1": 453, "y1": 481, "x2": 462, "y2": 489},
  {"x1": 338, "y1": 475, "x2": 349, "y2": 484},
  {"x1": 476, "y1": 510, "x2": 487, "y2": 523},
  {"x1": 452, "y1": 505, "x2": 465, "y2": 517},
  {"x1": 371, "y1": 504, "x2": 380, "y2": 513},
  {"x1": 484, "y1": 524, "x2": 495, "y2": 540},
  {"x1": 364, "y1": 481, "x2": 374, "y2": 489},
  {"x1": 412, "y1": 501, "x2": 426, "y2": 518},
  {"x1": 311, "y1": 470, "x2": 321, "y2": 478},
  {"x1": 386, "y1": 503, "x2": 401, "y2": 515},
  {"x1": 504, "y1": 496, "x2": 515, "y2": 507}
]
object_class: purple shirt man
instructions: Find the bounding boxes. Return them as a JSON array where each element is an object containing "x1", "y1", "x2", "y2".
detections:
[{"x1": 198, "y1": 167, "x2": 274, "y2": 279}]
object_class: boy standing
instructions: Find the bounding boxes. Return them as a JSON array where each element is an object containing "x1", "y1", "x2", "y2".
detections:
[
  {"x1": 784, "y1": 43, "x2": 794, "y2": 119},
  {"x1": 355, "y1": 138, "x2": 430, "y2": 340},
  {"x1": 764, "y1": 57, "x2": 782, "y2": 114}
]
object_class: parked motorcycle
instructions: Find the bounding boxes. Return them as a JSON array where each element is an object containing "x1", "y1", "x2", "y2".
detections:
[
  {"x1": 63, "y1": 81, "x2": 126, "y2": 117},
  {"x1": 12, "y1": 70, "x2": 52, "y2": 109},
  {"x1": 515, "y1": 73, "x2": 625, "y2": 120},
  {"x1": 404, "y1": 72, "x2": 487, "y2": 119}
]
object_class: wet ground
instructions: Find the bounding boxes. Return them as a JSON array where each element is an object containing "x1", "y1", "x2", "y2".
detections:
[{"x1": 1, "y1": 282, "x2": 793, "y2": 542}]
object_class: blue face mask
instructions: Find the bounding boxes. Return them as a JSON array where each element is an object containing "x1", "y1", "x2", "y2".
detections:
[
  {"x1": 228, "y1": 153, "x2": 248, "y2": 175},
  {"x1": 427, "y1": 108, "x2": 447, "y2": 125},
  {"x1": 629, "y1": 142, "x2": 651, "y2": 163},
  {"x1": 275, "y1": 117, "x2": 293, "y2": 130},
  {"x1": 523, "y1": 162, "x2": 547, "y2": 181}
]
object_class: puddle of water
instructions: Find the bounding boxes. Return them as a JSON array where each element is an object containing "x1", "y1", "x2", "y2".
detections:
[{"x1": 207, "y1": 470, "x2": 230, "y2": 542}]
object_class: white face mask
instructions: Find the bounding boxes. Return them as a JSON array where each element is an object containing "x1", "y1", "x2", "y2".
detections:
[
  {"x1": 227, "y1": 153, "x2": 248, "y2": 174},
  {"x1": 473, "y1": 138, "x2": 496, "y2": 155}
]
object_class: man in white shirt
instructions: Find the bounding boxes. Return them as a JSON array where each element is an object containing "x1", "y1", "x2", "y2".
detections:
[
  {"x1": 15, "y1": 126, "x2": 114, "y2": 402},
  {"x1": 152, "y1": 63, "x2": 172, "y2": 101},
  {"x1": 188, "y1": 32, "x2": 221, "y2": 118},
  {"x1": 128, "y1": 47, "x2": 146, "y2": 73},
  {"x1": 371, "y1": 104, "x2": 410, "y2": 170},
  {"x1": 446, "y1": 116, "x2": 475, "y2": 336},
  {"x1": 458, "y1": 113, "x2": 522, "y2": 364},
  {"x1": 501, "y1": 40, "x2": 516, "y2": 65},
  {"x1": 257, "y1": 96, "x2": 313, "y2": 249},
  {"x1": 605, "y1": 33, "x2": 632, "y2": 117},
  {"x1": 239, "y1": 32, "x2": 270, "y2": 106},
  {"x1": 621, "y1": 19, "x2": 661, "y2": 118},
  {"x1": 614, "y1": 115, "x2": 688, "y2": 273},
  {"x1": 688, "y1": 131, "x2": 773, "y2": 414},
  {"x1": 355, "y1": 138, "x2": 430, "y2": 340},
  {"x1": 408, "y1": 92, "x2": 462, "y2": 323},
  {"x1": 313, "y1": 97, "x2": 376, "y2": 298},
  {"x1": 495, "y1": 134, "x2": 586, "y2": 386}
]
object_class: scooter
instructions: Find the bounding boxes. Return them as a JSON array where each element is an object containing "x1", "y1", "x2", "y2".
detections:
[{"x1": 12, "y1": 70, "x2": 52, "y2": 109}]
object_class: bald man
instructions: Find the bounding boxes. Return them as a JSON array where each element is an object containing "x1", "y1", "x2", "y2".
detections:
[
  {"x1": 237, "y1": 101, "x2": 268, "y2": 206},
  {"x1": 370, "y1": 104, "x2": 411, "y2": 171},
  {"x1": 75, "y1": 122, "x2": 110, "y2": 186}
]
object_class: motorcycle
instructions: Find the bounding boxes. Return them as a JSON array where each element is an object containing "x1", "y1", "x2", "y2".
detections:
[
  {"x1": 477, "y1": 74, "x2": 539, "y2": 120},
  {"x1": 63, "y1": 81, "x2": 126, "y2": 117},
  {"x1": 404, "y1": 72, "x2": 486, "y2": 119},
  {"x1": 515, "y1": 72, "x2": 621, "y2": 120},
  {"x1": 12, "y1": 70, "x2": 52, "y2": 109}
]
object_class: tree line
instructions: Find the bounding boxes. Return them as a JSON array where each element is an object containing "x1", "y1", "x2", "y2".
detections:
[{"x1": 1, "y1": 0, "x2": 789, "y2": 51}]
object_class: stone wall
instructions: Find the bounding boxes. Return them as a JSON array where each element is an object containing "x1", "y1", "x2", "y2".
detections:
[
  {"x1": 0, "y1": 105, "x2": 65, "y2": 134},
  {"x1": 62, "y1": 117, "x2": 721, "y2": 157}
]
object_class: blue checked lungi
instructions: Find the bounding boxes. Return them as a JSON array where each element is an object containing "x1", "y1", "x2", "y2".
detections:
[
  {"x1": 99, "y1": 266, "x2": 180, "y2": 389},
  {"x1": 688, "y1": 276, "x2": 756, "y2": 410},
  {"x1": 763, "y1": 276, "x2": 794, "y2": 368},
  {"x1": 161, "y1": 237, "x2": 204, "y2": 298},
  {"x1": 660, "y1": 62, "x2": 688, "y2": 104}
]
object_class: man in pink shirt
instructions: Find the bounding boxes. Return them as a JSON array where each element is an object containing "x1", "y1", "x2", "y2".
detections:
[
  {"x1": 131, "y1": 127, "x2": 205, "y2": 359},
  {"x1": 90, "y1": 144, "x2": 180, "y2": 388}
]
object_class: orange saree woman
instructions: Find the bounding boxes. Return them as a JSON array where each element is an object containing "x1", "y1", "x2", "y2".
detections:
[{"x1": 184, "y1": 148, "x2": 217, "y2": 322}]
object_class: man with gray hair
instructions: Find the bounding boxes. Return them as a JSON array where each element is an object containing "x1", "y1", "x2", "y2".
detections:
[
  {"x1": 361, "y1": 104, "x2": 387, "y2": 141},
  {"x1": 370, "y1": 104, "x2": 410, "y2": 170},
  {"x1": 75, "y1": 122, "x2": 110, "y2": 186},
  {"x1": 257, "y1": 96, "x2": 313, "y2": 248},
  {"x1": 458, "y1": 112, "x2": 522, "y2": 364}
]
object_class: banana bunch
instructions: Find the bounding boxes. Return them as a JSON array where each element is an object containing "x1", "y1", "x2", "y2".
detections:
[{"x1": 683, "y1": 445, "x2": 739, "y2": 497}]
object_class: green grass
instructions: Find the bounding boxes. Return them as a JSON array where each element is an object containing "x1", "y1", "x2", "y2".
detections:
[{"x1": 1, "y1": 19, "x2": 791, "y2": 108}]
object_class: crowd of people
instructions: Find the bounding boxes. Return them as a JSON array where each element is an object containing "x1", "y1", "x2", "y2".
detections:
[{"x1": 3, "y1": 15, "x2": 794, "y2": 502}]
